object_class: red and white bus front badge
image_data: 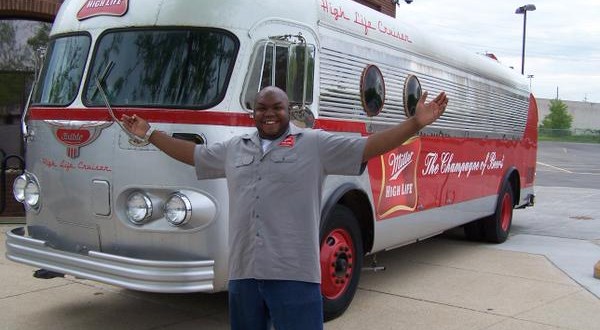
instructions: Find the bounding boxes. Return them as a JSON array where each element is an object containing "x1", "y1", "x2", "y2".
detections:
[
  {"x1": 51, "y1": 124, "x2": 111, "y2": 158},
  {"x1": 77, "y1": 0, "x2": 129, "y2": 21}
]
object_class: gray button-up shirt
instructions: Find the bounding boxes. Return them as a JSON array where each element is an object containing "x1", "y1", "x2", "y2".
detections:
[{"x1": 194, "y1": 124, "x2": 367, "y2": 283}]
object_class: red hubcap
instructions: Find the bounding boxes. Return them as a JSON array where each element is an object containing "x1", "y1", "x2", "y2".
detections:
[
  {"x1": 500, "y1": 193, "x2": 512, "y2": 231},
  {"x1": 320, "y1": 229, "x2": 354, "y2": 300}
]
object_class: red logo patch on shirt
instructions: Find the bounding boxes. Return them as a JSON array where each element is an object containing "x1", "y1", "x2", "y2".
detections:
[{"x1": 279, "y1": 135, "x2": 295, "y2": 148}]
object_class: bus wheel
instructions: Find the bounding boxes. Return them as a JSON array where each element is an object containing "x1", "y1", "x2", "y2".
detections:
[
  {"x1": 320, "y1": 205, "x2": 363, "y2": 321},
  {"x1": 483, "y1": 182, "x2": 514, "y2": 243},
  {"x1": 463, "y1": 220, "x2": 484, "y2": 241}
]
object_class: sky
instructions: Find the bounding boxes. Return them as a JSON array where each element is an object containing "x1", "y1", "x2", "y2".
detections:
[
  {"x1": 399, "y1": 0, "x2": 600, "y2": 103},
  {"x1": 6, "y1": 2, "x2": 600, "y2": 103}
]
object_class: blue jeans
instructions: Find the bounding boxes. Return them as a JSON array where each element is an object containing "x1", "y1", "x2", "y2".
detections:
[{"x1": 228, "y1": 279, "x2": 323, "y2": 330}]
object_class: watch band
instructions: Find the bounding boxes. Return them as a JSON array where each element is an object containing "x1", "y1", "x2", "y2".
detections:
[{"x1": 143, "y1": 127, "x2": 156, "y2": 142}]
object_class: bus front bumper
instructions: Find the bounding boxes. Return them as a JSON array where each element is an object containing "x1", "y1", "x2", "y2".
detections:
[{"x1": 5, "y1": 227, "x2": 215, "y2": 293}]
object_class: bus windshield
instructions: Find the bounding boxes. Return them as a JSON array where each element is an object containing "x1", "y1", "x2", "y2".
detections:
[
  {"x1": 84, "y1": 28, "x2": 239, "y2": 109},
  {"x1": 33, "y1": 34, "x2": 91, "y2": 106}
]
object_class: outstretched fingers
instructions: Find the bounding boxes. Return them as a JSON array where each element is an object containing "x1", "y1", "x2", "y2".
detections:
[
  {"x1": 415, "y1": 91, "x2": 449, "y2": 127},
  {"x1": 436, "y1": 92, "x2": 448, "y2": 109},
  {"x1": 120, "y1": 114, "x2": 148, "y2": 137},
  {"x1": 418, "y1": 91, "x2": 429, "y2": 107}
]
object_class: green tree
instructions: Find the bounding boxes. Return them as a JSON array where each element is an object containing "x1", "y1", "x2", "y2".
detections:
[
  {"x1": 27, "y1": 23, "x2": 50, "y2": 52},
  {"x1": 0, "y1": 21, "x2": 50, "y2": 70},
  {"x1": 0, "y1": 21, "x2": 49, "y2": 123},
  {"x1": 0, "y1": 21, "x2": 28, "y2": 70},
  {"x1": 26, "y1": 22, "x2": 50, "y2": 76},
  {"x1": 541, "y1": 99, "x2": 573, "y2": 130}
]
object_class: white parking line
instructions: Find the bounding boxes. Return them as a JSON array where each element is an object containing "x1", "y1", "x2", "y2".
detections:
[{"x1": 537, "y1": 161, "x2": 573, "y2": 173}]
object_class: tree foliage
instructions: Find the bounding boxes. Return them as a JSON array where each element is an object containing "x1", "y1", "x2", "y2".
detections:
[
  {"x1": 0, "y1": 21, "x2": 50, "y2": 70},
  {"x1": 27, "y1": 23, "x2": 50, "y2": 51},
  {"x1": 541, "y1": 99, "x2": 573, "y2": 130},
  {"x1": 1, "y1": 21, "x2": 50, "y2": 123},
  {"x1": 0, "y1": 21, "x2": 29, "y2": 70}
]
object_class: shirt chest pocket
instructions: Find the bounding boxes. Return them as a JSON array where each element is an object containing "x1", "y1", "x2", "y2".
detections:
[
  {"x1": 235, "y1": 155, "x2": 255, "y2": 167},
  {"x1": 229, "y1": 155, "x2": 255, "y2": 186},
  {"x1": 267, "y1": 151, "x2": 299, "y2": 183}
]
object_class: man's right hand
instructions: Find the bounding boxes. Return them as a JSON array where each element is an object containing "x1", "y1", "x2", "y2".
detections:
[
  {"x1": 121, "y1": 114, "x2": 151, "y2": 139},
  {"x1": 120, "y1": 114, "x2": 196, "y2": 166}
]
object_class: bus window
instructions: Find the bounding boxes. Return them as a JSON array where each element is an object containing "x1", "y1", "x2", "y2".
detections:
[
  {"x1": 287, "y1": 43, "x2": 315, "y2": 107},
  {"x1": 32, "y1": 34, "x2": 91, "y2": 106},
  {"x1": 83, "y1": 28, "x2": 239, "y2": 109},
  {"x1": 360, "y1": 64, "x2": 385, "y2": 116},
  {"x1": 403, "y1": 74, "x2": 421, "y2": 117},
  {"x1": 260, "y1": 44, "x2": 289, "y2": 91},
  {"x1": 242, "y1": 36, "x2": 315, "y2": 110}
]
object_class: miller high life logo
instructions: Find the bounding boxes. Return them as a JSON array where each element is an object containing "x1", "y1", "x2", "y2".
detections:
[
  {"x1": 77, "y1": 0, "x2": 129, "y2": 21},
  {"x1": 279, "y1": 135, "x2": 296, "y2": 148},
  {"x1": 368, "y1": 136, "x2": 421, "y2": 220},
  {"x1": 50, "y1": 123, "x2": 111, "y2": 158}
]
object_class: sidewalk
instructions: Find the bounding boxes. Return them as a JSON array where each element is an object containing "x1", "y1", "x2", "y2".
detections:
[
  {"x1": 0, "y1": 216, "x2": 25, "y2": 224},
  {"x1": 329, "y1": 236, "x2": 600, "y2": 330},
  {"x1": 2, "y1": 222, "x2": 600, "y2": 330},
  {"x1": 2, "y1": 186, "x2": 600, "y2": 329}
]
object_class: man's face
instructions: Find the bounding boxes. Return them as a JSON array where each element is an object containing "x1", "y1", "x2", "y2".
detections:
[{"x1": 253, "y1": 89, "x2": 290, "y2": 140}]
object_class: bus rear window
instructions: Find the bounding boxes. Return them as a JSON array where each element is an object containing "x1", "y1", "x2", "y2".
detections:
[
  {"x1": 84, "y1": 28, "x2": 239, "y2": 109},
  {"x1": 33, "y1": 34, "x2": 90, "y2": 106}
]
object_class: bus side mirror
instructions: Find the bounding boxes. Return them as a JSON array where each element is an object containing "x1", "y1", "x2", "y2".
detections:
[{"x1": 286, "y1": 43, "x2": 314, "y2": 106}]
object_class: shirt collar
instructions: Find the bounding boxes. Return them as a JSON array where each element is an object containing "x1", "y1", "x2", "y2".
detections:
[{"x1": 243, "y1": 124, "x2": 303, "y2": 147}]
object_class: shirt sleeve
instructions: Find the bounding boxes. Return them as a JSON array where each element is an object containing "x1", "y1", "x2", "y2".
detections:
[
  {"x1": 317, "y1": 130, "x2": 367, "y2": 175},
  {"x1": 194, "y1": 140, "x2": 228, "y2": 179}
]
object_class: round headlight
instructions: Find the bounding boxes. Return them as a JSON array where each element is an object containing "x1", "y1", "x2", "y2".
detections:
[
  {"x1": 24, "y1": 180, "x2": 41, "y2": 208},
  {"x1": 12, "y1": 174, "x2": 27, "y2": 202},
  {"x1": 164, "y1": 193, "x2": 191, "y2": 226},
  {"x1": 126, "y1": 192, "x2": 152, "y2": 225}
]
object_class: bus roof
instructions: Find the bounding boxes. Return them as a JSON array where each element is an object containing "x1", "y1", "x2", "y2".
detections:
[{"x1": 53, "y1": 0, "x2": 527, "y2": 91}]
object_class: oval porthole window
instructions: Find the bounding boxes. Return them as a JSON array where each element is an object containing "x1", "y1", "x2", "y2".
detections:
[
  {"x1": 403, "y1": 74, "x2": 422, "y2": 117},
  {"x1": 360, "y1": 65, "x2": 385, "y2": 116}
]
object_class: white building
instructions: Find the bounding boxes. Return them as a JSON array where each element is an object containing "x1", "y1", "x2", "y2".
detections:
[{"x1": 537, "y1": 98, "x2": 600, "y2": 130}]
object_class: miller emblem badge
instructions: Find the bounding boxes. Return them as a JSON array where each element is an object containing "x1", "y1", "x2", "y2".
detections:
[
  {"x1": 367, "y1": 136, "x2": 421, "y2": 220},
  {"x1": 50, "y1": 122, "x2": 112, "y2": 158},
  {"x1": 279, "y1": 135, "x2": 296, "y2": 148}
]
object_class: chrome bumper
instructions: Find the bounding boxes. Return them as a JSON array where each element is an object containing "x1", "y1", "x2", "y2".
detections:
[{"x1": 5, "y1": 227, "x2": 215, "y2": 293}]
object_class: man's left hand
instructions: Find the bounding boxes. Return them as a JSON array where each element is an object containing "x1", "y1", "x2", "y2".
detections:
[{"x1": 414, "y1": 91, "x2": 448, "y2": 128}]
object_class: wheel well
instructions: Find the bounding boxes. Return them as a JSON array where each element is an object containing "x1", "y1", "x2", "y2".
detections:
[
  {"x1": 506, "y1": 169, "x2": 521, "y2": 206},
  {"x1": 336, "y1": 190, "x2": 374, "y2": 254}
]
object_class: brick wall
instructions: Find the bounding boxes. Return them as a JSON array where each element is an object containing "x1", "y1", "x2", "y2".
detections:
[
  {"x1": 353, "y1": 0, "x2": 396, "y2": 17},
  {"x1": 0, "y1": 0, "x2": 63, "y2": 22},
  {"x1": 2, "y1": 171, "x2": 25, "y2": 217}
]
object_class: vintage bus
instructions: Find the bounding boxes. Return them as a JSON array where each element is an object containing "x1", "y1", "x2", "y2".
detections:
[{"x1": 8, "y1": 0, "x2": 537, "y2": 320}]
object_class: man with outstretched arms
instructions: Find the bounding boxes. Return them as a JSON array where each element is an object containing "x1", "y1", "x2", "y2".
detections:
[{"x1": 122, "y1": 86, "x2": 448, "y2": 330}]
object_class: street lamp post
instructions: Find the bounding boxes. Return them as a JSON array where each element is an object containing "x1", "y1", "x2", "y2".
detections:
[
  {"x1": 527, "y1": 74, "x2": 534, "y2": 90},
  {"x1": 515, "y1": 4, "x2": 536, "y2": 75}
]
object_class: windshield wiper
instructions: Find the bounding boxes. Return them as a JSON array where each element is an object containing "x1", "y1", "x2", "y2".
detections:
[{"x1": 94, "y1": 61, "x2": 148, "y2": 146}]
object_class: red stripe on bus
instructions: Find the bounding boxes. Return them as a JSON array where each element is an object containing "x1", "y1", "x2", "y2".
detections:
[{"x1": 28, "y1": 107, "x2": 368, "y2": 134}]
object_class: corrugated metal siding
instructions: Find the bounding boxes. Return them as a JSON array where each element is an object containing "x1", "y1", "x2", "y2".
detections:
[{"x1": 319, "y1": 46, "x2": 529, "y2": 139}]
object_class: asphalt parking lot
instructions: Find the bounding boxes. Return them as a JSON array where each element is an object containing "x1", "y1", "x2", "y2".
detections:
[{"x1": 2, "y1": 141, "x2": 600, "y2": 329}]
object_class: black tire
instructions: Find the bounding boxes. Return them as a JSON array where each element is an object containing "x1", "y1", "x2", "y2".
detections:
[
  {"x1": 463, "y1": 220, "x2": 485, "y2": 241},
  {"x1": 482, "y1": 182, "x2": 514, "y2": 243},
  {"x1": 320, "y1": 205, "x2": 363, "y2": 321}
]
